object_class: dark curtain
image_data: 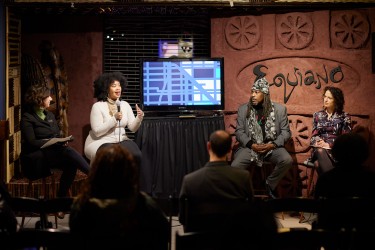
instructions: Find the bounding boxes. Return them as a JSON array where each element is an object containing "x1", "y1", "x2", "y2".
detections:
[{"x1": 135, "y1": 116, "x2": 225, "y2": 199}]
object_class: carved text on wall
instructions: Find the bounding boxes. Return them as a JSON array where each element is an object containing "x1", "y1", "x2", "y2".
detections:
[{"x1": 237, "y1": 57, "x2": 360, "y2": 104}]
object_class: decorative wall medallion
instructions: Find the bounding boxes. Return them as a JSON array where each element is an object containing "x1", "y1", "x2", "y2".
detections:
[
  {"x1": 285, "y1": 115, "x2": 312, "y2": 153},
  {"x1": 225, "y1": 16, "x2": 260, "y2": 50},
  {"x1": 276, "y1": 13, "x2": 313, "y2": 50},
  {"x1": 330, "y1": 10, "x2": 369, "y2": 49}
]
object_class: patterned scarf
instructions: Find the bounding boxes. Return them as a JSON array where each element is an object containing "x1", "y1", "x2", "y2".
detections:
[{"x1": 246, "y1": 103, "x2": 277, "y2": 166}]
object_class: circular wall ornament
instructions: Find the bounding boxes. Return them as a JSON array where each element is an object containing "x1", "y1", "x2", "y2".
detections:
[
  {"x1": 285, "y1": 115, "x2": 312, "y2": 153},
  {"x1": 276, "y1": 13, "x2": 314, "y2": 50},
  {"x1": 225, "y1": 16, "x2": 260, "y2": 50},
  {"x1": 331, "y1": 11, "x2": 369, "y2": 49}
]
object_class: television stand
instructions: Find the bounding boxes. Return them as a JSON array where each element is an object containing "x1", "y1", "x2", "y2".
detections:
[
  {"x1": 143, "y1": 110, "x2": 224, "y2": 118},
  {"x1": 135, "y1": 115, "x2": 225, "y2": 198}
]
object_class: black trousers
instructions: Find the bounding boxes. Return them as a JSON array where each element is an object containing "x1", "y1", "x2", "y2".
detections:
[{"x1": 22, "y1": 144, "x2": 90, "y2": 197}]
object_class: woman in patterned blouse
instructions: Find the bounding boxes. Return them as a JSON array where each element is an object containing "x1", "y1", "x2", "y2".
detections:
[{"x1": 309, "y1": 86, "x2": 352, "y2": 174}]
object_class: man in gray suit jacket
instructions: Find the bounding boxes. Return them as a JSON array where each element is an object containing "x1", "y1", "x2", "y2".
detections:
[{"x1": 231, "y1": 77, "x2": 293, "y2": 199}]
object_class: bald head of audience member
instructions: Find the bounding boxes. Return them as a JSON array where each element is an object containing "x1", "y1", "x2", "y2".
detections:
[{"x1": 207, "y1": 130, "x2": 232, "y2": 161}]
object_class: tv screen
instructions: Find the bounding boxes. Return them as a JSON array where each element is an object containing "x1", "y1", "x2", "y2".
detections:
[{"x1": 140, "y1": 57, "x2": 224, "y2": 114}]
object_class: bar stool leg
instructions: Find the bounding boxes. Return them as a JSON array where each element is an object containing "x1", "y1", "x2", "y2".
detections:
[
  {"x1": 20, "y1": 180, "x2": 34, "y2": 228},
  {"x1": 306, "y1": 167, "x2": 316, "y2": 198},
  {"x1": 299, "y1": 162, "x2": 317, "y2": 223},
  {"x1": 51, "y1": 174, "x2": 59, "y2": 228},
  {"x1": 20, "y1": 175, "x2": 58, "y2": 229}
]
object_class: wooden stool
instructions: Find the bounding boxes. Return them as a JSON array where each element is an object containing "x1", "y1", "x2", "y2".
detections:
[
  {"x1": 247, "y1": 162, "x2": 288, "y2": 220},
  {"x1": 247, "y1": 161, "x2": 275, "y2": 199},
  {"x1": 299, "y1": 159, "x2": 318, "y2": 223},
  {"x1": 303, "y1": 159, "x2": 318, "y2": 198}
]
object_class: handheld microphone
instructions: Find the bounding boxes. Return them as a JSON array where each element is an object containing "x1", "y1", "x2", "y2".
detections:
[
  {"x1": 116, "y1": 100, "x2": 121, "y2": 113},
  {"x1": 116, "y1": 100, "x2": 121, "y2": 143}
]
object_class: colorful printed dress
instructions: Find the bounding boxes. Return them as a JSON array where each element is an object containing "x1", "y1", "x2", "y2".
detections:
[{"x1": 310, "y1": 109, "x2": 352, "y2": 161}]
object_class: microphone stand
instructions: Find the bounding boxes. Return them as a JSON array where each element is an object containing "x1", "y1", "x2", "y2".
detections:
[
  {"x1": 118, "y1": 120, "x2": 121, "y2": 144},
  {"x1": 116, "y1": 100, "x2": 121, "y2": 144}
]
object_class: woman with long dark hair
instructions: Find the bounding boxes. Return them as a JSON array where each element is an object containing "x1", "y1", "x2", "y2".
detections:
[{"x1": 70, "y1": 144, "x2": 169, "y2": 249}]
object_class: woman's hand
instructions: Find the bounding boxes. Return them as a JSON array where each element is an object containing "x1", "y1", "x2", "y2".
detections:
[
  {"x1": 115, "y1": 112, "x2": 122, "y2": 121},
  {"x1": 136, "y1": 104, "x2": 144, "y2": 118},
  {"x1": 315, "y1": 139, "x2": 330, "y2": 149}
]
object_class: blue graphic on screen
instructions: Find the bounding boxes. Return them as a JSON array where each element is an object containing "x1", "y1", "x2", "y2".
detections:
[{"x1": 143, "y1": 60, "x2": 222, "y2": 107}]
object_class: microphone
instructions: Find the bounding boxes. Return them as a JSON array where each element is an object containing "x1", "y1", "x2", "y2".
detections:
[
  {"x1": 116, "y1": 100, "x2": 121, "y2": 143},
  {"x1": 116, "y1": 100, "x2": 121, "y2": 113}
]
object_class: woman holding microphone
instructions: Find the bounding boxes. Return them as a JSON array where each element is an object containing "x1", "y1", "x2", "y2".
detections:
[{"x1": 84, "y1": 72, "x2": 144, "y2": 165}]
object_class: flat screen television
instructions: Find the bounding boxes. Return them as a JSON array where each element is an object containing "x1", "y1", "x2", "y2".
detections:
[{"x1": 140, "y1": 57, "x2": 224, "y2": 115}]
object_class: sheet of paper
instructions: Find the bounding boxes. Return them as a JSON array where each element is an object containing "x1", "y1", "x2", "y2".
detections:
[
  {"x1": 311, "y1": 145, "x2": 331, "y2": 150},
  {"x1": 41, "y1": 135, "x2": 73, "y2": 149}
]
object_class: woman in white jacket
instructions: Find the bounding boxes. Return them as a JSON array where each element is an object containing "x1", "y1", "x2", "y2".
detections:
[{"x1": 84, "y1": 72, "x2": 144, "y2": 164}]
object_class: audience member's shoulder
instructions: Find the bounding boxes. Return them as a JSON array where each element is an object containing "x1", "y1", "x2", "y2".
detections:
[
  {"x1": 229, "y1": 166, "x2": 251, "y2": 177},
  {"x1": 361, "y1": 169, "x2": 375, "y2": 181},
  {"x1": 138, "y1": 191, "x2": 164, "y2": 212},
  {"x1": 231, "y1": 166, "x2": 250, "y2": 173},
  {"x1": 220, "y1": 200, "x2": 277, "y2": 250},
  {"x1": 84, "y1": 198, "x2": 122, "y2": 211},
  {"x1": 138, "y1": 192, "x2": 170, "y2": 223},
  {"x1": 139, "y1": 191, "x2": 156, "y2": 204},
  {"x1": 183, "y1": 166, "x2": 206, "y2": 179}
]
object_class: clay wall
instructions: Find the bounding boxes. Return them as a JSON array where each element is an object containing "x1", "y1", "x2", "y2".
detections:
[{"x1": 212, "y1": 9, "x2": 375, "y2": 168}]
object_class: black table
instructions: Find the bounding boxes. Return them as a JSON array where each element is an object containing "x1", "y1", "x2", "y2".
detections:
[{"x1": 135, "y1": 115, "x2": 225, "y2": 199}]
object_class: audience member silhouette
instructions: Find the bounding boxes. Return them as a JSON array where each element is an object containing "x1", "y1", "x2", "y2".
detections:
[
  {"x1": 314, "y1": 132, "x2": 375, "y2": 231},
  {"x1": 69, "y1": 144, "x2": 170, "y2": 250},
  {"x1": 314, "y1": 132, "x2": 375, "y2": 198},
  {"x1": 219, "y1": 200, "x2": 278, "y2": 250},
  {"x1": 179, "y1": 130, "x2": 254, "y2": 232}
]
